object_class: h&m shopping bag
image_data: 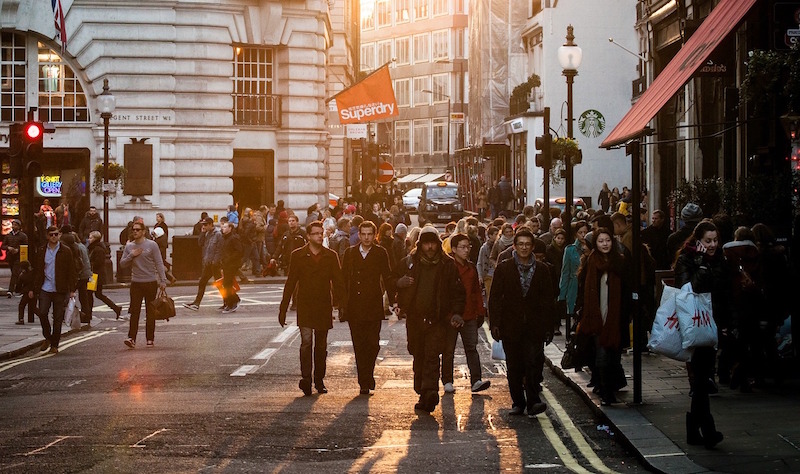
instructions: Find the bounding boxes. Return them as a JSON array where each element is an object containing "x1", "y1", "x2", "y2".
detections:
[
  {"x1": 648, "y1": 283, "x2": 693, "y2": 361},
  {"x1": 675, "y1": 282, "x2": 718, "y2": 350}
]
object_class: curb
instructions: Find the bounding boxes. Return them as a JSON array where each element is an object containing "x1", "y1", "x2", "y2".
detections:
[{"x1": 543, "y1": 343, "x2": 710, "y2": 474}]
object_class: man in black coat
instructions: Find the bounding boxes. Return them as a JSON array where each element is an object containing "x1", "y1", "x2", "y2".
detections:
[
  {"x1": 279, "y1": 221, "x2": 344, "y2": 396},
  {"x1": 489, "y1": 229, "x2": 556, "y2": 417},
  {"x1": 32, "y1": 226, "x2": 77, "y2": 354},
  {"x1": 220, "y1": 221, "x2": 243, "y2": 313},
  {"x1": 641, "y1": 209, "x2": 672, "y2": 270},
  {"x1": 340, "y1": 221, "x2": 395, "y2": 395},
  {"x1": 396, "y1": 226, "x2": 465, "y2": 412}
]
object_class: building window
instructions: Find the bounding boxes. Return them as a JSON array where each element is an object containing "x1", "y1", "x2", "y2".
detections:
[
  {"x1": 233, "y1": 45, "x2": 279, "y2": 127},
  {"x1": 432, "y1": 0, "x2": 448, "y2": 16},
  {"x1": 413, "y1": 33, "x2": 429, "y2": 64},
  {"x1": 361, "y1": 1, "x2": 375, "y2": 30},
  {"x1": 361, "y1": 43, "x2": 375, "y2": 71},
  {"x1": 395, "y1": 37, "x2": 410, "y2": 65},
  {"x1": 0, "y1": 32, "x2": 27, "y2": 123},
  {"x1": 376, "y1": 0, "x2": 391, "y2": 27},
  {"x1": 413, "y1": 119, "x2": 430, "y2": 155},
  {"x1": 454, "y1": 28, "x2": 466, "y2": 59},
  {"x1": 432, "y1": 117, "x2": 447, "y2": 153},
  {"x1": 432, "y1": 73, "x2": 449, "y2": 102},
  {"x1": 395, "y1": 120, "x2": 410, "y2": 155},
  {"x1": 377, "y1": 40, "x2": 392, "y2": 67},
  {"x1": 432, "y1": 30, "x2": 449, "y2": 60},
  {"x1": 395, "y1": 78, "x2": 410, "y2": 107},
  {"x1": 396, "y1": 0, "x2": 411, "y2": 23},
  {"x1": 454, "y1": 0, "x2": 465, "y2": 13},
  {"x1": 413, "y1": 0, "x2": 429, "y2": 20},
  {"x1": 412, "y1": 76, "x2": 430, "y2": 106},
  {"x1": 37, "y1": 44, "x2": 89, "y2": 122}
]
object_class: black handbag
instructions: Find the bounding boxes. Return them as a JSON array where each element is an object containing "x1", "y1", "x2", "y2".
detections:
[{"x1": 150, "y1": 288, "x2": 176, "y2": 321}]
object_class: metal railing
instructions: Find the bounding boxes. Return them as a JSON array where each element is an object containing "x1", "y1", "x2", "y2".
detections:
[{"x1": 234, "y1": 94, "x2": 281, "y2": 127}]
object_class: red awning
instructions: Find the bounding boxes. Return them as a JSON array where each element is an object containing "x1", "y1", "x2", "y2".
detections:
[{"x1": 601, "y1": 0, "x2": 758, "y2": 148}]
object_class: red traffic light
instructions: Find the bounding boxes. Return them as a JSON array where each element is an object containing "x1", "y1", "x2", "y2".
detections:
[{"x1": 24, "y1": 122, "x2": 43, "y2": 141}]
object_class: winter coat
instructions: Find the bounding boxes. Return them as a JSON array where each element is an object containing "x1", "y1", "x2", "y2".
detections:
[
  {"x1": 88, "y1": 240, "x2": 111, "y2": 280},
  {"x1": 199, "y1": 228, "x2": 223, "y2": 267},
  {"x1": 33, "y1": 243, "x2": 77, "y2": 293},
  {"x1": 75, "y1": 242, "x2": 93, "y2": 280},
  {"x1": 341, "y1": 244, "x2": 395, "y2": 321},
  {"x1": 79, "y1": 212, "x2": 104, "y2": 242},
  {"x1": 1, "y1": 230, "x2": 27, "y2": 264},
  {"x1": 674, "y1": 245, "x2": 734, "y2": 330},
  {"x1": 220, "y1": 232, "x2": 243, "y2": 271},
  {"x1": 489, "y1": 255, "x2": 555, "y2": 343},
  {"x1": 477, "y1": 240, "x2": 495, "y2": 281},
  {"x1": 396, "y1": 249, "x2": 465, "y2": 325},
  {"x1": 558, "y1": 239, "x2": 583, "y2": 313},
  {"x1": 280, "y1": 244, "x2": 344, "y2": 330},
  {"x1": 15, "y1": 266, "x2": 35, "y2": 294},
  {"x1": 329, "y1": 229, "x2": 350, "y2": 259},
  {"x1": 273, "y1": 229, "x2": 308, "y2": 269}
]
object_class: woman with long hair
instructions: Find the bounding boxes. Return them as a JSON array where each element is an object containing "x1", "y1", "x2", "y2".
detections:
[
  {"x1": 674, "y1": 221, "x2": 728, "y2": 448},
  {"x1": 558, "y1": 221, "x2": 590, "y2": 332},
  {"x1": 490, "y1": 223, "x2": 515, "y2": 263},
  {"x1": 574, "y1": 227, "x2": 629, "y2": 405}
]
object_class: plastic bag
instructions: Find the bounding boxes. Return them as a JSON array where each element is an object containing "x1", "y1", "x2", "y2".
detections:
[
  {"x1": 648, "y1": 283, "x2": 693, "y2": 361},
  {"x1": 64, "y1": 295, "x2": 81, "y2": 330},
  {"x1": 491, "y1": 341, "x2": 506, "y2": 361},
  {"x1": 676, "y1": 282, "x2": 718, "y2": 349}
]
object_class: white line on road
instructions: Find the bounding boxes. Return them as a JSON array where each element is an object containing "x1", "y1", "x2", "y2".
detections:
[
  {"x1": 230, "y1": 365, "x2": 258, "y2": 377},
  {"x1": 0, "y1": 330, "x2": 114, "y2": 374},
  {"x1": 272, "y1": 326, "x2": 299, "y2": 343},
  {"x1": 21, "y1": 436, "x2": 80, "y2": 456},
  {"x1": 252, "y1": 348, "x2": 277, "y2": 361},
  {"x1": 130, "y1": 428, "x2": 169, "y2": 448}
]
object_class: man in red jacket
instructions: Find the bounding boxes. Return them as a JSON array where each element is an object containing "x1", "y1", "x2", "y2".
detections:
[
  {"x1": 441, "y1": 233, "x2": 490, "y2": 394},
  {"x1": 279, "y1": 221, "x2": 344, "y2": 396}
]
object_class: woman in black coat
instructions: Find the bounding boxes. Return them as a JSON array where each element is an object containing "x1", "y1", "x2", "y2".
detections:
[
  {"x1": 87, "y1": 231, "x2": 122, "y2": 318},
  {"x1": 674, "y1": 221, "x2": 729, "y2": 449}
]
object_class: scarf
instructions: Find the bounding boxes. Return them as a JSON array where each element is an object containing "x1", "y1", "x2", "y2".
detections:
[
  {"x1": 419, "y1": 251, "x2": 442, "y2": 266},
  {"x1": 498, "y1": 234, "x2": 514, "y2": 249},
  {"x1": 513, "y1": 250, "x2": 535, "y2": 296},
  {"x1": 577, "y1": 251, "x2": 623, "y2": 349}
]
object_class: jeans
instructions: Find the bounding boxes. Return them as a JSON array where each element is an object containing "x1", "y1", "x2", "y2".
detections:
[
  {"x1": 300, "y1": 327, "x2": 329, "y2": 388},
  {"x1": 442, "y1": 318, "x2": 482, "y2": 385},
  {"x1": 128, "y1": 281, "x2": 158, "y2": 342},
  {"x1": 37, "y1": 290, "x2": 69, "y2": 349},
  {"x1": 192, "y1": 263, "x2": 221, "y2": 305},
  {"x1": 348, "y1": 320, "x2": 382, "y2": 390}
]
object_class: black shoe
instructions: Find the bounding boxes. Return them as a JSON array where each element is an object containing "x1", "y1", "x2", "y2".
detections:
[
  {"x1": 686, "y1": 412, "x2": 704, "y2": 445},
  {"x1": 299, "y1": 379, "x2": 312, "y2": 396},
  {"x1": 359, "y1": 387, "x2": 371, "y2": 395},
  {"x1": 703, "y1": 430, "x2": 723, "y2": 449},
  {"x1": 601, "y1": 396, "x2": 619, "y2": 406},
  {"x1": 414, "y1": 402, "x2": 434, "y2": 413},
  {"x1": 15, "y1": 321, "x2": 24, "y2": 325},
  {"x1": 509, "y1": 406, "x2": 525, "y2": 416},
  {"x1": 707, "y1": 378, "x2": 719, "y2": 395},
  {"x1": 527, "y1": 402, "x2": 547, "y2": 417},
  {"x1": 316, "y1": 385, "x2": 328, "y2": 394}
]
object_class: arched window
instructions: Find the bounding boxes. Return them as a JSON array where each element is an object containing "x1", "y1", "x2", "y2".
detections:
[{"x1": 0, "y1": 33, "x2": 89, "y2": 123}]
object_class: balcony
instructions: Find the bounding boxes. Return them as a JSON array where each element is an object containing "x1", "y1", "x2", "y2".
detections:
[{"x1": 234, "y1": 94, "x2": 281, "y2": 127}]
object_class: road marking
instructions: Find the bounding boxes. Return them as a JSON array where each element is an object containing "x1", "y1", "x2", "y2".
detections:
[
  {"x1": 272, "y1": 326, "x2": 299, "y2": 343},
  {"x1": 230, "y1": 365, "x2": 258, "y2": 376},
  {"x1": 541, "y1": 387, "x2": 620, "y2": 474},
  {"x1": 21, "y1": 436, "x2": 80, "y2": 456},
  {"x1": 537, "y1": 412, "x2": 594, "y2": 474},
  {"x1": 330, "y1": 340, "x2": 389, "y2": 347},
  {"x1": 130, "y1": 428, "x2": 168, "y2": 448},
  {"x1": 252, "y1": 348, "x2": 277, "y2": 361},
  {"x1": 0, "y1": 330, "x2": 114, "y2": 374}
]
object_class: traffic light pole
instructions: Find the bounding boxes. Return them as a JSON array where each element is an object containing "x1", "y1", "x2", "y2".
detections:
[{"x1": 542, "y1": 107, "x2": 550, "y2": 220}]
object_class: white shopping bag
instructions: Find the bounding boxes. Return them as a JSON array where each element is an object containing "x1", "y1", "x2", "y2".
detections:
[
  {"x1": 491, "y1": 341, "x2": 506, "y2": 361},
  {"x1": 648, "y1": 283, "x2": 693, "y2": 361},
  {"x1": 63, "y1": 295, "x2": 81, "y2": 330},
  {"x1": 675, "y1": 282, "x2": 718, "y2": 349}
]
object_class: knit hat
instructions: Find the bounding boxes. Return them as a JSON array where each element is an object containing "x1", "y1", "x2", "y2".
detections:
[
  {"x1": 345, "y1": 204, "x2": 356, "y2": 214},
  {"x1": 680, "y1": 203, "x2": 703, "y2": 222},
  {"x1": 532, "y1": 238, "x2": 547, "y2": 254},
  {"x1": 418, "y1": 226, "x2": 441, "y2": 245},
  {"x1": 395, "y1": 223, "x2": 408, "y2": 235}
]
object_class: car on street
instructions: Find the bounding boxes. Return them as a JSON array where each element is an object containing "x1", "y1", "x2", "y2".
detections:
[
  {"x1": 419, "y1": 181, "x2": 465, "y2": 223},
  {"x1": 402, "y1": 187, "x2": 422, "y2": 212},
  {"x1": 534, "y1": 196, "x2": 587, "y2": 214}
]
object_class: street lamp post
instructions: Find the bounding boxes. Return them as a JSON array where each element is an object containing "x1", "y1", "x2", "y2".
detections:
[
  {"x1": 97, "y1": 79, "x2": 116, "y2": 242},
  {"x1": 558, "y1": 25, "x2": 582, "y2": 242},
  {"x1": 422, "y1": 89, "x2": 451, "y2": 170}
]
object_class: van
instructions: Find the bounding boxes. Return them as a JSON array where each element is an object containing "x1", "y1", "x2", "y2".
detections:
[{"x1": 419, "y1": 181, "x2": 464, "y2": 223}]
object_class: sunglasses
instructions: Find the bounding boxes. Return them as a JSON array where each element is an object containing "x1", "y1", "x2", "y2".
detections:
[{"x1": 48, "y1": 232, "x2": 60, "y2": 237}]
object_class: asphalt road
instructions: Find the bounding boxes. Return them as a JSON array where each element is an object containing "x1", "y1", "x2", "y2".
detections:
[{"x1": 0, "y1": 284, "x2": 648, "y2": 473}]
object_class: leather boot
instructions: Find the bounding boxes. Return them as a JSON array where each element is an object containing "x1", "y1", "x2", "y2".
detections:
[
  {"x1": 686, "y1": 412, "x2": 704, "y2": 445},
  {"x1": 701, "y1": 414, "x2": 724, "y2": 449}
]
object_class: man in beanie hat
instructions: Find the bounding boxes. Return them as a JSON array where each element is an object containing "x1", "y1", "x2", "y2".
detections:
[
  {"x1": 396, "y1": 225, "x2": 466, "y2": 413},
  {"x1": 667, "y1": 203, "x2": 703, "y2": 261}
]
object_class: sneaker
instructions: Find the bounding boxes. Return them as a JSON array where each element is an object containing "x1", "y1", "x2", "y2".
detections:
[
  {"x1": 218, "y1": 305, "x2": 227, "y2": 311},
  {"x1": 443, "y1": 382, "x2": 455, "y2": 393},
  {"x1": 471, "y1": 380, "x2": 491, "y2": 393},
  {"x1": 124, "y1": 338, "x2": 136, "y2": 349},
  {"x1": 182, "y1": 303, "x2": 199, "y2": 311},
  {"x1": 222, "y1": 303, "x2": 239, "y2": 314},
  {"x1": 146, "y1": 341, "x2": 154, "y2": 347}
]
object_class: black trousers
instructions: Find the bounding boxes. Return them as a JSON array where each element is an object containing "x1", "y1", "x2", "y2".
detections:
[
  {"x1": 690, "y1": 347, "x2": 716, "y2": 420},
  {"x1": 89, "y1": 278, "x2": 121, "y2": 317},
  {"x1": 19, "y1": 292, "x2": 36, "y2": 322},
  {"x1": 407, "y1": 318, "x2": 445, "y2": 407},
  {"x1": 128, "y1": 281, "x2": 158, "y2": 342},
  {"x1": 502, "y1": 336, "x2": 545, "y2": 411},
  {"x1": 192, "y1": 263, "x2": 221, "y2": 305},
  {"x1": 348, "y1": 320, "x2": 382, "y2": 390},
  {"x1": 300, "y1": 327, "x2": 329, "y2": 387}
]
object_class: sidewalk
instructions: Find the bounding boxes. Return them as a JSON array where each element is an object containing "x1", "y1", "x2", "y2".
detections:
[{"x1": 543, "y1": 340, "x2": 800, "y2": 474}]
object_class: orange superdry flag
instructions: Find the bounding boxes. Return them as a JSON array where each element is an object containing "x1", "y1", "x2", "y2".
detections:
[{"x1": 334, "y1": 64, "x2": 398, "y2": 124}]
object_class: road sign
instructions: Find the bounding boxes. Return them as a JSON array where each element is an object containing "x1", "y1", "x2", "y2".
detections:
[
  {"x1": 377, "y1": 160, "x2": 394, "y2": 184},
  {"x1": 450, "y1": 112, "x2": 465, "y2": 123}
]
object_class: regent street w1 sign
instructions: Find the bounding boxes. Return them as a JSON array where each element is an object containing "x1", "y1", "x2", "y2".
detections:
[{"x1": 331, "y1": 63, "x2": 398, "y2": 124}]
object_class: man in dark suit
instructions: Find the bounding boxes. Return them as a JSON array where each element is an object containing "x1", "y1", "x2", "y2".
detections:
[
  {"x1": 32, "y1": 226, "x2": 77, "y2": 354},
  {"x1": 489, "y1": 228, "x2": 556, "y2": 417},
  {"x1": 279, "y1": 221, "x2": 344, "y2": 396},
  {"x1": 341, "y1": 221, "x2": 395, "y2": 395}
]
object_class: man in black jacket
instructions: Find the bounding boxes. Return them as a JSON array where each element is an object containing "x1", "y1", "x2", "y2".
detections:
[
  {"x1": 340, "y1": 221, "x2": 395, "y2": 395},
  {"x1": 33, "y1": 226, "x2": 77, "y2": 354},
  {"x1": 278, "y1": 221, "x2": 344, "y2": 396},
  {"x1": 220, "y1": 221, "x2": 243, "y2": 313},
  {"x1": 489, "y1": 229, "x2": 555, "y2": 417},
  {"x1": 396, "y1": 226, "x2": 466, "y2": 413}
]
